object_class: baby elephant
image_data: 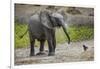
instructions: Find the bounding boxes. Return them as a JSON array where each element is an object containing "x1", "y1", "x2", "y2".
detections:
[{"x1": 20, "y1": 10, "x2": 70, "y2": 56}]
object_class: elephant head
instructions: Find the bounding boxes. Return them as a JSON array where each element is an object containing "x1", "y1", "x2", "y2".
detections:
[{"x1": 40, "y1": 11, "x2": 70, "y2": 44}]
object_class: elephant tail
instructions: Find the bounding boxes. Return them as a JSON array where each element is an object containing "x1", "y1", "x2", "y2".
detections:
[{"x1": 19, "y1": 29, "x2": 28, "y2": 39}]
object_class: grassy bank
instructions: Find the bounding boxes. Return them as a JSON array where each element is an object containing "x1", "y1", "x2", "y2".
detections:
[{"x1": 15, "y1": 23, "x2": 94, "y2": 48}]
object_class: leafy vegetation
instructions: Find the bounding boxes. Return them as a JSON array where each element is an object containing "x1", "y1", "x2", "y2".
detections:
[{"x1": 15, "y1": 23, "x2": 94, "y2": 48}]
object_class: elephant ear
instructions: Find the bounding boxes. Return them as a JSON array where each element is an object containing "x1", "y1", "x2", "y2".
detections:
[{"x1": 40, "y1": 11, "x2": 54, "y2": 29}]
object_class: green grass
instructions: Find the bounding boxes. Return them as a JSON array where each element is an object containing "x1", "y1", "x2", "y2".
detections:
[
  {"x1": 68, "y1": 25, "x2": 94, "y2": 41},
  {"x1": 15, "y1": 23, "x2": 29, "y2": 48},
  {"x1": 15, "y1": 23, "x2": 94, "y2": 48}
]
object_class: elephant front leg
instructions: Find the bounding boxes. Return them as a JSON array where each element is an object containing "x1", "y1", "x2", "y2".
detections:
[
  {"x1": 36, "y1": 40, "x2": 46, "y2": 55},
  {"x1": 45, "y1": 30, "x2": 55, "y2": 56},
  {"x1": 30, "y1": 40, "x2": 35, "y2": 56},
  {"x1": 47, "y1": 39, "x2": 55, "y2": 56},
  {"x1": 52, "y1": 30, "x2": 56, "y2": 52}
]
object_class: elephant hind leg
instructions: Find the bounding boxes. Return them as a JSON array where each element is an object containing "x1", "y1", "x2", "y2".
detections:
[{"x1": 30, "y1": 39, "x2": 35, "y2": 56}]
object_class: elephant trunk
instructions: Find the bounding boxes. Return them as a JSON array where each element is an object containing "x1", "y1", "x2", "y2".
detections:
[{"x1": 62, "y1": 24, "x2": 70, "y2": 44}]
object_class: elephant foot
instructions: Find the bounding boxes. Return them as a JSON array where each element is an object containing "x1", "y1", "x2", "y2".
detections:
[
  {"x1": 30, "y1": 53, "x2": 35, "y2": 56},
  {"x1": 36, "y1": 51, "x2": 46, "y2": 55},
  {"x1": 48, "y1": 52, "x2": 55, "y2": 56}
]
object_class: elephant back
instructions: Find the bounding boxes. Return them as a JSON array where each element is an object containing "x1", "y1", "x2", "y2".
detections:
[{"x1": 28, "y1": 13, "x2": 45, "y2": 39}]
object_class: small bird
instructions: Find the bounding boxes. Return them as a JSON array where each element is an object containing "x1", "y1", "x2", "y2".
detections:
[{"x1": 83, "y1": 45, "x2": 88, "y2": 51}]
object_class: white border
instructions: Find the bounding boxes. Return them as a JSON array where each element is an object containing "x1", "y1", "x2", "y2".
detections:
[
  {"x1": 10, "y1": 0, "x2": 96, "y2": 69},
  {"x1": 14, "y1": 0, "x2": 95, "y2": 8}
]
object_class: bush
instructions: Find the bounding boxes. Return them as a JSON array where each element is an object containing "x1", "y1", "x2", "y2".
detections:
[{"x1": 15, "y1": 23, "x2": 94, "y2": 48}]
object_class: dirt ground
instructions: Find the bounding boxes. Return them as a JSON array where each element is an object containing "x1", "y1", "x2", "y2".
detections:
[{"x1": 15, "y1": 40, "x2": 94, "y2": 65}]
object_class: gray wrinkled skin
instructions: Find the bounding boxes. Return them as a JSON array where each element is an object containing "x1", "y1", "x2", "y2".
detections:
[
  {"x1": 28, "y1": 13, "x2": 46, "y2": 40},
  {"x1": 21, "y1": 10, "x2": 70, "y2": 56}
]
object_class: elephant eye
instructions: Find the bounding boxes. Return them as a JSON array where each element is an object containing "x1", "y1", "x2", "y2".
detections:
[{"x1": 54, "y1": 17, "x2": 62, "y2": 26}]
